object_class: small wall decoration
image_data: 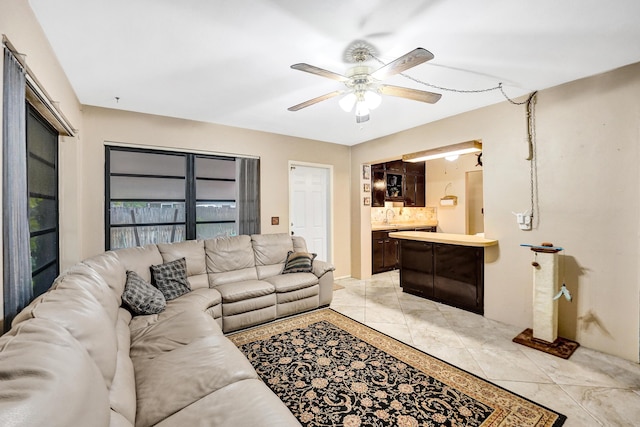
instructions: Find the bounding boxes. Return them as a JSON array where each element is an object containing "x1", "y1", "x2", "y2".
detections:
[
  {"x1": 362, "y1": 164, "x2": 370, "y2": 180},
  {"x1": 363, "y1": 196, "x2": 371, "y2": 206},
  {"x1": 363, "y1": 183, "x2": 371, "y2": 193}
]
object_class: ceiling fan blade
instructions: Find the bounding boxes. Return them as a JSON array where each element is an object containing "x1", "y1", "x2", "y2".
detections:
[
  {"x1": 291, "y1": 63, "x2": 349, "y2": 82},
  {"x1": 288, "y1": 91, "x2": 343, "y2": 111},
  {"x1": 371, "y1": 48, "x2": 434, "y2": 80},
  {"x1": 379, "y1": 85, "x2": 442, "y2": 104}
]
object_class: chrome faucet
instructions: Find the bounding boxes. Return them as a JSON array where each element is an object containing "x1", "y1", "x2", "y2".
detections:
[{"x1": 384, "y1": 208, "x2": 395, "y2": 224}]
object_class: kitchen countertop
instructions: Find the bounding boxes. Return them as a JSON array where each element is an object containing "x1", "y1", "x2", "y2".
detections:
[
  {"x1": 388, "y1": 231, "x2": 498, "y2": 247},
  {"x1": 371, "y1": 222, "x2": 438, "y2": 231}
]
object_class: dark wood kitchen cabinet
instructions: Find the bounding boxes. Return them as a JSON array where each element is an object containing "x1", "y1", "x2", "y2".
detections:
[
  {"x1": 398, "y1": 240, "x2": 484, "y2": 314},
  {"x1": 372, "y1": 230, "x2": 399, "y2": 274},
  {"x1": 404, "y1": 161, "x2": 425, "y2": 207},
  {"x1": 398, "y1": 240, "x2": 434, "y2": 297},
  {"x1": 370, "y1": 160, "x2": 425, "y2": 207},
  {"x1": 372, "y1": 169, "x2": 386, "y2": 207},
  {"x1": 404, "y1": 173, "x2": 425, "y2": 207},
  {"x1": 385, "y1": 160, "x2": 404, "y2": 172}
]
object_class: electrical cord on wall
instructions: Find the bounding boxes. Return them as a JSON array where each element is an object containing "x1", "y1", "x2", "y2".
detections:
[
  {"x1": 371, "y1": 53, "x2": 541, "y2": 228},
  {"x1": 526, "y1": 92, "x2": 539, "y2": 228}
]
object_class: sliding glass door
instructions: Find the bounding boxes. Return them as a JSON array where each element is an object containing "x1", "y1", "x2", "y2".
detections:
[{"x1": 26, "y1": 105, "x2": 59, "y2": 297}]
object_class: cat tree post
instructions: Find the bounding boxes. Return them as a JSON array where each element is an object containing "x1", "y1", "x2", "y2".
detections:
[
  {"x1": 513, "y1": 243, "x2": 579, "y2": 359},
  {"x1": 532, "y1": 250, "x2": 559, "y2": 343}
]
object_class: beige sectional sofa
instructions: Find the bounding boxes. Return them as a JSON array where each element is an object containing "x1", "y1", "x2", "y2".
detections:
[{"x1": 0, "y1": 233, "x2": 334, "y2": 427}]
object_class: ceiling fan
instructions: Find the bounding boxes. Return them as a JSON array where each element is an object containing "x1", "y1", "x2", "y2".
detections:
[{"x1": 288, "y1": 46, "x2": 442, "y2": 123}]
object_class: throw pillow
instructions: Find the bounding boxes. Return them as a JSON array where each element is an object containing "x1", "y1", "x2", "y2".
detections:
[
  {"x1": 150, "y1": 257, "x2": 191, "y2": 301},
  {"x1": 122, "y1": 270, "x2": 166, "y2": 315},
  {"x1": 282, "y1": 251, "x2": 317, "y2": 274}
]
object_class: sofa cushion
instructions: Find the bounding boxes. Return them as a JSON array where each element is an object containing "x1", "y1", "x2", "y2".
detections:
[
  {"x1": 130, "y1": 310, "x2": 223, "y2": 360},
  {"x1": 208, "y1": 267, "x2": 259, "y2": 286},
  {"x1": 50, "y1": 263, "x2": 121, "y2": 327},
  {"x1": 154, "y1": 379, "x2": 301, "y2": 427},
  {"x1": 82, "y1": 250, "x2": 127, "y2": 305},
  {"x1": 205, "y1": 235, "x2": 256, "y2": 273},
  {"x1": 157, "y1": 240, "x2": 209, "y2": 290},
  {"x1": 251, "y1": 233, "x2": 293, "y2": 266},
  {"x1": 222, "y1": 294, "x2": 276, "y2": 317},
  {"x1": 12, "y1": 273, "x2": 118, "y2": 389},
  {"x1": 133, "y1": 335, "x2": 258, "y2": 427},
  {"x1": 0, "y1": 319, "x2": 110, "y2": 427},
  {"x1": 122, "y1": 270, "x2": 166, "y2": 315},
  {"x1": 115, "y1": 244, "x2": 163, "y2": 283},
  {"x1": 165, "y1": 287, "x2": 222, "y2": 314},
  {"x1": 150, "y1": 257, "x2": 191, "y2": 301},
  {"x1": 127, "y1": 288, "x2": 222, "y2": 336},
  {"x1": 215, "y1": 279, "x2": 275, "y2": 303},
  {"x1": 292, "y1": 235, "x2": 308, "y2": 252},
  {"x1": 282, "y1": 251, "x2": 317, "y2": 274},
  {"x1": 109, "y1": 308, "x2": 137, "y2": 426},
  {"x1": 264, "y1": 272, "x2": 318, "y2": 293}
]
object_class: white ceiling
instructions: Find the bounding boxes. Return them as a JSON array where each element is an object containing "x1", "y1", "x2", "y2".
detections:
[{"x1": 29, "y1": 0, "x2": 640, "y2": 146}]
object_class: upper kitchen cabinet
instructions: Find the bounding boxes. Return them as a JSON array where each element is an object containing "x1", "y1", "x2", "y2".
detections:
[
  {"x1": 371, "y1": 160, "x2": 425, "y2": 207},
  {"x1": 385, "y1": 160, "x2": 404, "y2": 172},
  {"x1": 404, "y1": 161, "x2": 425, "y2": 207},
  {"x1": 404, "y1": 161, "x2": 425, "y2": 175},
  {"x1": 386, "y1": 173, "x2": 403, "y2": 200},
  {"x1": 372, "y1": 169, "x2": 386, "y2": 207}
]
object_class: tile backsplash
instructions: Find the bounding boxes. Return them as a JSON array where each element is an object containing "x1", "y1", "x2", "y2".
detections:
[{"x1": 371, "y1": 204, "x2": 437, "y2": 224}]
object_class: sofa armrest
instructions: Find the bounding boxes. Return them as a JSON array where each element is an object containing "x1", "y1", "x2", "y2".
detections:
[
  {"x1": 312, "y1": 260, "x2": 335, "y2": 306},
  {"x1": 312, "y1": 260, "x2": 335, "y2": 279}
]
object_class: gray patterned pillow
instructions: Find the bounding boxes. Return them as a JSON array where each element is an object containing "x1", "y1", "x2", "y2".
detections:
[
  {"x1": 282, "y1": 251, "x2": 317, "y2": 274},
  {"x1": 150, "y1": 257, "x2": 191, "y2": 301},
  {"x1": 122, "y1": 270, "x2": 166, "y2": 315}
]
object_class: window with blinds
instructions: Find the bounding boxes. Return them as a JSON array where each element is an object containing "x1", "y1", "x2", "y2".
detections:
[{"x1": 105, "y1": 146, "x2": 239, "y2": 250}]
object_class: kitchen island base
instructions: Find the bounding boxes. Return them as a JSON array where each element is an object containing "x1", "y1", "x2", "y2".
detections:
[
  {"x1": 390, "y1": 231, "x2": 498, "y2": 316},
  {"x1": 399, "y1": 240, "x2": 484, "y2": 314}
]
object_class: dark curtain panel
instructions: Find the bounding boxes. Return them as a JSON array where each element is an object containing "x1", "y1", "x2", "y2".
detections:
[
  {"x1": 237, "y1": 157, "x2": 260, "y2": 235},
  {"x1": 3, "y1": 48, "x2": 31, "y2": 331}
]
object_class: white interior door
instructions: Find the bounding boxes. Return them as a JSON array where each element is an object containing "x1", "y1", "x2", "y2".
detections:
[{"x1": 289, "y1": 164, "x2": 330, "y2": 262}]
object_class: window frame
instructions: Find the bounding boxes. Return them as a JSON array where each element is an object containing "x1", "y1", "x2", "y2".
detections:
[{"x1": 105, "y1": 146, "x2": 238, "y2": 250}]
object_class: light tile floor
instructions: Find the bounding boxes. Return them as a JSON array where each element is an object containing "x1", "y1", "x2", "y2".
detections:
[{"x1": 331, "y1": 271, "x2": 640, "y2": 426}]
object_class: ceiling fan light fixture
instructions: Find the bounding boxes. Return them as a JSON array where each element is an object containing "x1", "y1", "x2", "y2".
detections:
[
  {"x1": 355, "y1": 101, "x2": 370, "y2": 118},
  {"x1": 339, "y1": 92, "x2": 357, "y2": 112},
  {"x1": 288, "y1": 47, "x2": 440, "y2": 123},
  {"x1": 364, "y1": 90, "x2": 381, "y2": 110}
]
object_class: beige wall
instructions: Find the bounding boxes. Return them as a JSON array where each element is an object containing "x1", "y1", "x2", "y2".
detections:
[
  {"x1": 81, "y1": 107, "x2": 352, "y2": 277},
  {"x1": 426, "y1": 153, "x2": 481, "y2": 234},
  {"x1": 352, "y1": 62, "x2": 640, "y2": 362}
]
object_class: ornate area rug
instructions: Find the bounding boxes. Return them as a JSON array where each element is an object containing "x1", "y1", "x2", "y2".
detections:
[{"x1": 229, "y1": 309, "x2": 566, "y2": 427}]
